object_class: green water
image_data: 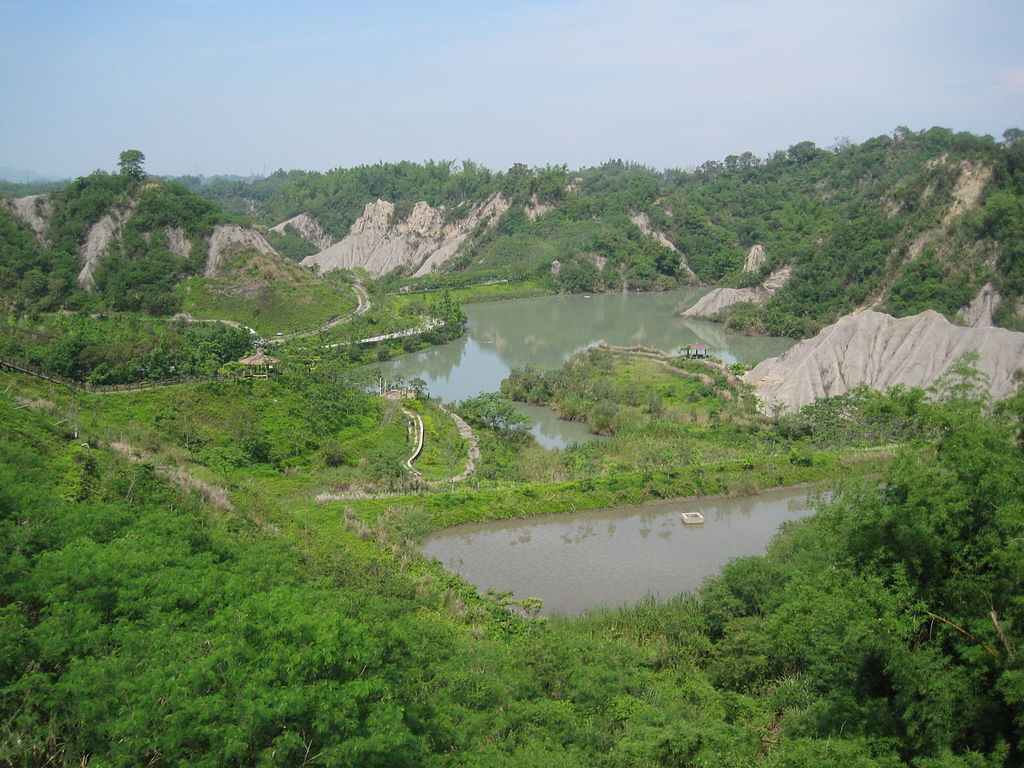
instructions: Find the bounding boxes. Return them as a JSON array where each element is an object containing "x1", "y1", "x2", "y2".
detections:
[
  {"x1": 377, "y1": 289, "x2": 794, "y2": 447},
  {"x1": 422, "y1": 486, "x2": 825, "y2": 616}
]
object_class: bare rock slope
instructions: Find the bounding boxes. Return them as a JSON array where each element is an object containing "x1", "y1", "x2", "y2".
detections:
[
  {"x1": 78, "y1": 206, "x2": 135, "y2": 289},
  {"x1": 301, "y1": 194, "x2": 509, "y2": 278},
  {"x1": 9, "y1": 195, "x2": 52, "y2": 245},
  {"x1": 629, "y1": 211, "x2": 698, "y2": 281},
  {"x1": 682, "y1": 264, "x2": 791, "y2": 318},
  {"x1": 204, "y1": 225, "x2": 278, "y2": 277},
  {"x1": 270, "y1": 213, "x2": 333, "y2": 250},
  {"x1": 957, "y1": 282, "x2": 1001, "y2": 328},
  {"x1": 743, "y1": 309, "x2": 1024, "y2": 414}
]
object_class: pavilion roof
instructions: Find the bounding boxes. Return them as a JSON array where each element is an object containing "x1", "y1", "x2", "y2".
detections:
[{"x1": 237, "y1": 351, "x2": 279, "y2": 366}]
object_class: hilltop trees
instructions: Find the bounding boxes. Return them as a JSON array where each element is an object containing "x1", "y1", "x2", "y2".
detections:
[{"x1": 117, "y1": 149, "x2": 146, "y2": 181}]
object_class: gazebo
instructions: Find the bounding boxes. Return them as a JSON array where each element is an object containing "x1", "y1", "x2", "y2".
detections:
[
  {"x1": 682, "y1": 343, "x2": 709, "y2": 359},
  {"x1": 237, "y1": 350, "x2": 279, "y2": 374}
]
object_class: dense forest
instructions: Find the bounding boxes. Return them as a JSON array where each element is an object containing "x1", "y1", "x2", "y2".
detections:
[{"x1": 1, "y1": 354, "x2": 1021, "y2": 766}]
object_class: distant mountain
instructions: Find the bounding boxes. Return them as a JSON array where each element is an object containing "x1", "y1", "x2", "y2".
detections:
[{"x1": 0, "y1": 165, "x2": 59, "y2": 183}]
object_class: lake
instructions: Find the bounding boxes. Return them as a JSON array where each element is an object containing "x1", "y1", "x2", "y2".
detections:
[
  {"x1": 377, "y1": 289, "x2": 794, "y2": 447},
  {"x1": 421, "y1": 485, "x2": 825, "y2": 616}
]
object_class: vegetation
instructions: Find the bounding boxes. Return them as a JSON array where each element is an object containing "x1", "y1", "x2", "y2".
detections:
[
  {"x1": 167, "y1": 127, "x2": 1024, "y2": 336},
  {"x1": 180, "y1": 256, "x2": 357, "y2": 337},
  {"x1": 2, "y1": 129, "x2": 1024, "y2": 765},
  {"x1": 2, "y1": 346, "x2": 1021, "y2": 766},
  {"x1": 0, "y1": 155, "x2": 361, "y2": 334},
  {"x1": 6, "y1": 128, "x2": 1023, "y2": 338},
  {"x1": 1, "y1": 168, "x2": 230, "y2": 316},
  {"x1": 0, "y1": 312, "x2": 253, "y2": 384},
  {"x1": 264, "y1": 223, "x2": 319, "y2": 260}
]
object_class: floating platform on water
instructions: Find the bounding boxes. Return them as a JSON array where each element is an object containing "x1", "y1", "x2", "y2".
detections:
[{"x1": 680, "y1": 511, "x2": 705, "y2": 525}]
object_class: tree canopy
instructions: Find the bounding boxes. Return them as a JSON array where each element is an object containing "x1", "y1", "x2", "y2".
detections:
[{"x1": 117, "y1": 149, "x2": 146, "y2": 181}]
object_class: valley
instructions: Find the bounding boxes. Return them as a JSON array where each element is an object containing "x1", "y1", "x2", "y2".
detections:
[{"x1": 1, "y1": 129, "x2": 1023, "y2": 766}]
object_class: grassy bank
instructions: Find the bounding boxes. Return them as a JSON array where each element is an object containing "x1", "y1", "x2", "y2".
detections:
[
  {"x1": 391, "y1": 279, "x2": 553, "y2": 307},
  {"x1": 182, "y1": 278, "x2": 357, "y2": 336},
  {"x1": 342, "y1": 449, "x2": 894, "y2": 538}
]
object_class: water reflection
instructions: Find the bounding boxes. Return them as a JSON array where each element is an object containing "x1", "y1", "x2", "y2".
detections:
[
  {"x1": 511, "y1": 402, "x2": 603, "y2": 449},
  {"x1": 421, "y1": 486, "x2": 825, "y2": 616},
  {"x1": 377, "y1": 289, "x2": 795, "y2": 447}
]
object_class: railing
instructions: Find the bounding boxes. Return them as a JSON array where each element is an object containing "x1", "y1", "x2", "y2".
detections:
[{"x1": 0, "y1": 359, "x2": 268, "y2": 393}]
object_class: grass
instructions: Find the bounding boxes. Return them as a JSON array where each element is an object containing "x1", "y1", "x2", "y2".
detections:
[
  {"x1": 342, "y1": 449, "x2": 894, "y2": 539},
  {"x1": 391, "y1": 279, "x2": 553, "y2": 308},
  {"x1": 0, "y1": 349, "x2": 895, "y2": 556},
  {"x1": 183, "y1": 278, "x2": 357, "y2": 336},
  {"x1": 407, "y1": 398, "x2": 468, "y2": 482}
]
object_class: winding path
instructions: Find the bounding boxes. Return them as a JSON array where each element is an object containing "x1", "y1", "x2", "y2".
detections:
[
  {"x1": 177, "y1": 281, "x2": 373, "y2": 345},
  {"x1": 438, "y1": 403, "x2": 481, "y2": 483},
  {"x1": 380, "y1": 390, "x2": 479, "y2": 486},
  {"x1": 401, "y1": 405, "x2": 425, "y2": 476},
  {"x1": 265, "y1": 281, "x2": 371, "y2": 343}
]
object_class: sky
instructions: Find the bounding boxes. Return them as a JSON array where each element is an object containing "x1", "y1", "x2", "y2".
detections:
[{"x1": 1, "y1": 0, "x2": 1022, "y2": 179}]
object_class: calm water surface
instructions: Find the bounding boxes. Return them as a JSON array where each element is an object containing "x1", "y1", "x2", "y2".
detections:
[
  {"x1": 421, "y1": 486, "x2": 825, "y2": 616},
  {"x1": 377, "y1": 289, "x2": 794, "y2": 447}
]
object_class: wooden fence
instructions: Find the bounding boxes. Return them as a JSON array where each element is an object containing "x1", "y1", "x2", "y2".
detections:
[{"x1": 0, "y1": 359, "x2": 268, "y2": 394}]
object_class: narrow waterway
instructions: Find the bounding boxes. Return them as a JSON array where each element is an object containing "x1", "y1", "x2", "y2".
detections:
[
  {"x1": 377, "y1": 289, "x2": 794, "y2": 447},
  {"x1": 421, "y1": 486, "x2": 826, "y2": 616}
]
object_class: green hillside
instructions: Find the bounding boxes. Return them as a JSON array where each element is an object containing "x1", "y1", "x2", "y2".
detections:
[
  {"x1": 180, "y1": 127, "x2": 1024, "y2": 337},
  {"x1": 1, "y1": 350, "x2": 1021, "y2": 766},
  {"x1": 1, "y1": 170, "x2": 232, "y2": 316},
  {"x1": 6, "y1": 128, "x2": 1020, "y2": 339},
  {"x1": 2, "y1": 133, "x2": 1023, "y2": 764},
  {"x1": 0, "y1": 159, "x2": 356, "y2": 331}
]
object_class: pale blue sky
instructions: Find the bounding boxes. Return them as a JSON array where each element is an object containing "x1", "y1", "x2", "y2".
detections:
[{"x1": 2, "y1": 0, "x2": 1022, "y2": 178}]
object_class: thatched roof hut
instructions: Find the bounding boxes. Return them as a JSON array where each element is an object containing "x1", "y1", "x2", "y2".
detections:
[{"x1": 237, "y1": 351, "x2": 279, "y2": 371}]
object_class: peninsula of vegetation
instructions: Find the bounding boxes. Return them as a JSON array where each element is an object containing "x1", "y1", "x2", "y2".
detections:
[{"x1": 2, "y1": 128, "x2": 1023, "y2": 766}]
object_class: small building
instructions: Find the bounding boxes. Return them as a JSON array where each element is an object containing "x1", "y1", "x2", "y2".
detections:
[
  {"x1": 237, "y1": 350, "x2": 279, "y2": 375},
  {"x1": 683, "y1": 343, "x2": 710, "y2": 359}
]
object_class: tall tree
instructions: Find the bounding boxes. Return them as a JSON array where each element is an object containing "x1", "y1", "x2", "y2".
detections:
[{"x1": 118, "y1": 149, "x2": 146, "y2": 181}]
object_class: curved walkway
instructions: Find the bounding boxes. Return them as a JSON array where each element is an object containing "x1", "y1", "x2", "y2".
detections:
[
  {"x1": 401, "y1": 405, "x2": 425, "y2": 476},
  {"x1": 265, "y1": 282, "x2": 371, "y2": 344},
  {"x1": 352, "y1": 282, "x2": 371, "y2": 315},
  {"x1": 373, "y1": 390, "x2": 479, "y2": 489},
  {"x1": 438, "y1": 403, "x2": 481, "y2": 483},
  {"x1": 178, "y1": 281, "x2": 372, "y2": 345}
]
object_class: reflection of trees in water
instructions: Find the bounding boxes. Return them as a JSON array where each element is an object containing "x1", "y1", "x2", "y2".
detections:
[
  {"x1": 376, "y1": 336, "x2": 470, "y2": 386},
  {"x1": 415, "y1": 336, "x2": 470, "y2": 382},
  {"x1": 467, "y1": 290, "x2": 792, "y2": 372},
  {"x1": 560, "y1": 521, "x2": 597, "y2": 545}
]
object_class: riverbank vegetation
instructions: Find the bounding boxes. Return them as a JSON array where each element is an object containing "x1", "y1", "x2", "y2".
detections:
[
  {"x1": 345, "y1": 347, "x2": 909, "y2": 535},
  {"x1": 2, "y1": 346, "x2": 1021, "y2": 765}
]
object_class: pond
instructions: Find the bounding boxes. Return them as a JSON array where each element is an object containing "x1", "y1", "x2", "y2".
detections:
[
  {"x1": 421, "y1": 485, "x2": 825, "y2": 616},
  {"x1": 377, "y1": 289, "x2": 794, "y2": 447}
]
